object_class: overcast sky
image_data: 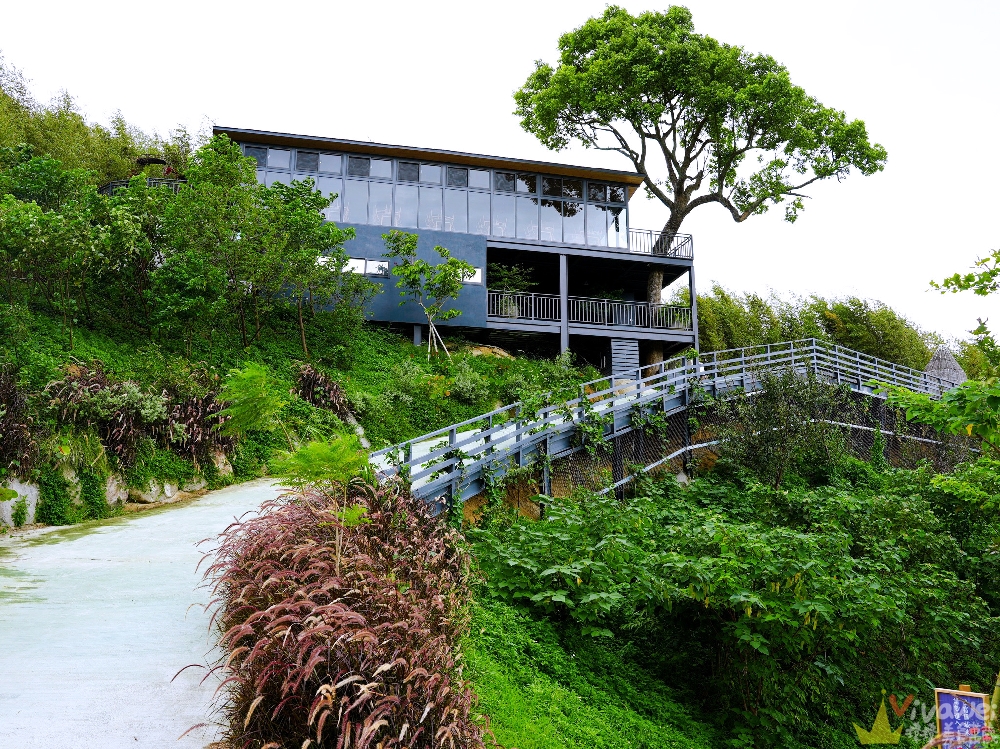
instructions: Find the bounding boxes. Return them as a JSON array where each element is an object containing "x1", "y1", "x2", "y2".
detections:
[{"x1": 3, "y1": 0, "x2": 997, "y2": 341}]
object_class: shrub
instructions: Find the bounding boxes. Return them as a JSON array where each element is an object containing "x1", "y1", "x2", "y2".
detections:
[
  {"x1": 0, "y1": 365, "x2": 37, "y2": 479},
  {"x1": 11, "y1": 495, "x2": 28, "y2": 527},
  {"x1": 297, "y1": 363, "x2": 353, "y2": 419},
  {"x1": 159, "y1": 391, "x2": 231, "y2": 464},
  {"x1": 47, "y1": 363, "x2": 167, "y2": 468},
  {"x1": 78, "y1": 467, "x2": 108, "y2": 520},
  {"x1": 207, "y1": 479, "x2": 483, "y2": 748},
  {"x1": 35, "y1": 464, "x2": 73, "y2": 525}
]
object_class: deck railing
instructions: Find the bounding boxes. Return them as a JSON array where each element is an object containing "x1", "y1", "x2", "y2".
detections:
[
  {"x1": 627, "y1": 229, "x2": 693, "y2": 258},
  {"x1": 371, "y1": 338, "x2": 962, "y2": 508},
  {"x1": 487, "y1": 291, "x2": 560, "y2": 321},
  {"x1": 487, "y1": 291, "x2": 693, "y2": 331},
  {"x1": 568, "y1": 297, "x2": 692, "y2": 330},
  {"x1": 97, "y1": 178, "x2": 186, "y2": 196}
]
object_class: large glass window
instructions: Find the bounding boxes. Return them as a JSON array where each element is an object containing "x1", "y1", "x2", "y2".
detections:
[
  {"x1": 607, "y1": 206, "x2": 625, "y2": 247},
  {"x1": 492, "y1": 194, "x2": 515, "y2": 237},
  {"x1": 365, "y1": 258, "x2": 389, "y2": 277},
  {"x1": 419, "y1": 186, "x2": 443, "y2": 230},
  {"x1": 444, "y1": 189, "x2": 467, "y2": 233},
  {"x1": 267, "y1": 149, "x2": 291, "y2": 169},
  {"x1": 369, "y1": 182, "x2": 393, "y2": 226},
  {"x1": 516, "y1": 196, "x2": 538, "y2": 240},
  {"x1": 587, "y1": 182, "x2": 607, "y2": 203},
  {"x1": 469, "y1": 169, "x2": 491, "y2": 189},
  {"x1": 541, "y1": 177, "x2": 561, "y2": 197},
  {"x1": 347, "y1": 157, "x2": 370, "y2": 177},
  {"x1": 346, "y1": 258, "x2": 366, "y2": 274},
  {"x1": 562, "y1": 179, "x2": 583, "y2": 199},
  {"x1": 316, "y1": 176, "x2": 343, "y2": 222},
  {"x1": 370, "y1": 159, "x2": 392, "y2": 179},
  {"x1": 563, "y1": 202, "x2": 585, "y2": 244},
  {"x1": 586, "y1": 204, "x2": 608, "y2": 246},
  {"x1": 394, "y1": 184, "x2": 418, "y2": 228},
  {"x1": 420, "y1": 164, "x2": 442, "y2": 184},
  {"x1": 252, "y1": 143, "x2": 632, "y2": 246},
  {"x1": 494, "y1": 172, "x2": 516, "y2": 192},
  {"x1": 245, "y1": 146, "x2": 267, "y2": 167},
  {"x1": 540, "y1": 199, "x2": 561, "y2": 242},
  {"x1": 398, "y1": 162, "x2": 419, "y2": 181},
  {"x1": 265, "y1": 171, "x2": 291, "y2": 187},
  {"x1": 342, "y1": 180, "x2": 368, "y2": 224},
  {"x1": 296, "y1": 151, "x2": 319, "y2": 171},
  {"x1": 464, "y1": 267, "x2": 483, "y2": 284},
  {"x1": 319, "y1": 153, "x2": 341, "y2": 173},
  {"x1": 469, "y1": 191, "x2": 491, "y2": 235}
]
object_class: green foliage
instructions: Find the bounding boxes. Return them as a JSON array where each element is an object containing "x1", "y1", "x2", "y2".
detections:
[
  {"x1": 271, "y1": 433, "x2": 370, "y2": 490},
  {"x1": 486, "y1": 262, "x2": 536, "y2": 293},
  {"x1": 714, "y1": 369, "x2": 851, "y2": 489},
  {"x1": 78, "y1": 467, "x2": 109, "y2": 520},
  {"x1": 124, "y1": 441, "x2": 196, "y2": 489},
  {"x1": 35, "y1": 464, "x2": 73, "y2": 525},
  {"x1": 11, "y1": 495, "x2": 27, "y2": 527},
  {"x1": 688, "y1": 284, "x2": 938, "y2": 370},
  {"x1": 880, "y1": 378, "x2": 1000, "y2": 457},
  {"x1": 219, "y1": 363, "x2": 289, "y2": 442},
  {"x1": 465, "y1": 598, "x2": 716, "y2": 749},
  {"x1": 515, "y1": 6, "x2": 886, "y2": 234},
  {"x1": 383, "y1": 230, "x2": 476, "y2": 359},
  {"x1": 472, "y1": 469, "x2": 1000, "y2": 746}
]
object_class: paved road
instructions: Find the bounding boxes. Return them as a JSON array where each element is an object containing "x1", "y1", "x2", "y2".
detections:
[{"x1": 0, "y1": 480, "x2": 283, "y2": 748}]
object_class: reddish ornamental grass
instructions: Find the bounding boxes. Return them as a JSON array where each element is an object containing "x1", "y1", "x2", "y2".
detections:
[{"x1": 204, "y1": 479, "x2": 485, "y2": 749}]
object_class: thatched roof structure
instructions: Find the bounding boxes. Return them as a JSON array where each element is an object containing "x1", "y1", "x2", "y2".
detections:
[{"x1": 924, "y1": 347, "x2": 967, "y2": 385}]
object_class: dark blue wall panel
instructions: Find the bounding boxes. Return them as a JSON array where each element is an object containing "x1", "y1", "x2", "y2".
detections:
[{"x1": 340, "y1": 223, "x2": 487, "y2": 328}]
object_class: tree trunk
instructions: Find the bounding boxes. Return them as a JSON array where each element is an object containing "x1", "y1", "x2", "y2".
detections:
[
  {"x1": 645, "y1": 266, "x2": 664, "y2": 365},
  {"x1": 297, "y1": 296, "x2": 310, "y2": 358}
]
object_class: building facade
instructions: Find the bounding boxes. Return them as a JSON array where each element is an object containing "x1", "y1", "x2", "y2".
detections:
[{"x1": 216, "y1": 127, "x2": 698, "y2": 373}]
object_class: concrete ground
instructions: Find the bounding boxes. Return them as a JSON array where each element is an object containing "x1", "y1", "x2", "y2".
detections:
[{"x1": 0, "y1": 480, "x2": 283, "y2": 749}]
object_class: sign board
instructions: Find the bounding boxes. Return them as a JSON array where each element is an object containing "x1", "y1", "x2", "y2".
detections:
[{"x1": 935, "y1": 688, "x2": 992, "y2": 749}]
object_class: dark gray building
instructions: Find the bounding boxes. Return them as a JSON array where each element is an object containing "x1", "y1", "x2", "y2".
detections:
[{"x1": 216, "y1": 127, "x2": 697, "y2": 373}]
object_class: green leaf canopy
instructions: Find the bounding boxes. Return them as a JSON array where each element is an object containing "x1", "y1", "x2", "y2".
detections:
[{"x1": 515, "y1": 6, "x2": 887, "y2": 233}]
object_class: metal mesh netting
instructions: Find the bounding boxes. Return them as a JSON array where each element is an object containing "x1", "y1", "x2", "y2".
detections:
[{"x1": 472, "y1": 390, "x2": 976, "y2": 511}]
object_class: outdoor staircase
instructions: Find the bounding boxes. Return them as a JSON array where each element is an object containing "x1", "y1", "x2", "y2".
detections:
[{"x1": 370, "y1": 339, "x2": 962, "y2": 512}]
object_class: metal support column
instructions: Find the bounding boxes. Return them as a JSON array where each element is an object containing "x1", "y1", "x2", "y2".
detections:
[
  {"x1": 413, "y1": 324, "x2": 422, "y2": 347},
  {"x1": 559, "y1": 254, "x2": 569, "y2": 353}
]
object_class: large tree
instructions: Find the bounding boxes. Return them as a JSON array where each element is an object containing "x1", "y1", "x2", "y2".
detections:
[{"x1": 515, "y1": 5, "x2": 887, "y2": 352}]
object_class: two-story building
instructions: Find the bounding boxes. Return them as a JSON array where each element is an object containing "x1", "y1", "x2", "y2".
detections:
[{"x1": 215, "y1": 126, "x2": 698, "y2": 374}]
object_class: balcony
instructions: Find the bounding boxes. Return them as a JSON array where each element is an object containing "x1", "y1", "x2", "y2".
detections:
[
  {"x1": 625, "y1": 229, "x2": 692, "y2": 258},
  {"x1": 97, "y1": 178, "x2": 186, "y2": 196},
  {"x1": 487, "y1": 290, "x2": 693, "y2": 331}
]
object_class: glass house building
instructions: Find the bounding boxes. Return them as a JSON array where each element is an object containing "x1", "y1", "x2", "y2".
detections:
[{"x1": 215, "y1": 126, "x2": 698, "y2": 373}]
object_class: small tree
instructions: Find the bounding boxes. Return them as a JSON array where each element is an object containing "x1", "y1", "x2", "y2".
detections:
[
  {"x1": 933, "y1": 249, "x2": 1000, "y2": 374},
  {"x1": 271, "y1": 434, "x2": 371, "y2": 576},
  {"x1": 382, "y1": 230, "x2": 475, "y2": 360},
  {"x1": 218, "y1": 362, "x2": 293, "y2": 449}
]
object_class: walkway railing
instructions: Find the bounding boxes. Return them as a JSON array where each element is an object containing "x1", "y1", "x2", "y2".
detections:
[
  {"x1": 487, "y1": 291, "x2": 693, "y2": 331},
  {"x1": 487, "y1": 291, "x2": 560, "y2": 321},
  {"x1": 98, "y1": 178, "x2": 186, "y2": 196},
  {"x1": 568, "y1": 297, "x2": 692, "y2": 330},
  {"x1": 627, "y1": 229, "x2": 693, "y2": 258},
  {"x1": 371, "y1": 339, "x2": 961, "y2": 509}
]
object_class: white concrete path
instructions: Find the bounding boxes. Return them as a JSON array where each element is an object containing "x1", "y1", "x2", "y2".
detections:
[{"x1": 0, "y1": 480, "x2": 283, "y2": 749}]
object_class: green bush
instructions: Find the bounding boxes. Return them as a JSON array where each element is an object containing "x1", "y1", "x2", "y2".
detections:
[
  {"x1": 472, "y1": 470, "x2": 1000, "y2": 746},
  {"x1": 78, "y1": 468, "x2": 109, "y2": 520},
  {"x1": 35, "y1": 465, "x2": 74, "y2": 525},
  {"x1": 11, "y1": 495, "x2": 27, "y2": 527}
]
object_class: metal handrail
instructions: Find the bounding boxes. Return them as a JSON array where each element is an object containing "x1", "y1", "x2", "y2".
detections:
[
  {"x1": 371, "y1": 338, "x2": 962, "y2": 503},
  {"x1": 487, "y1": 290, "x2": 693, "y2": 330},
  {"x1": 567, "y1": 297, "x2": 692, "y2": 330},
  {"x1": 97, "y1": 177, "x2": 186, "y2": 196},
  {"x1": 626, "y1": 229, "x2": 693, "y2": 258},
  {"x1": 487, "y1": 291, "x2": 560, "y2": 321}
]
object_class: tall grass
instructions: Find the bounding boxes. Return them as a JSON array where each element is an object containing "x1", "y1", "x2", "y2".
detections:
[{"x1": 205, "y1": 479, "x2": 484, "y2": 749}]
